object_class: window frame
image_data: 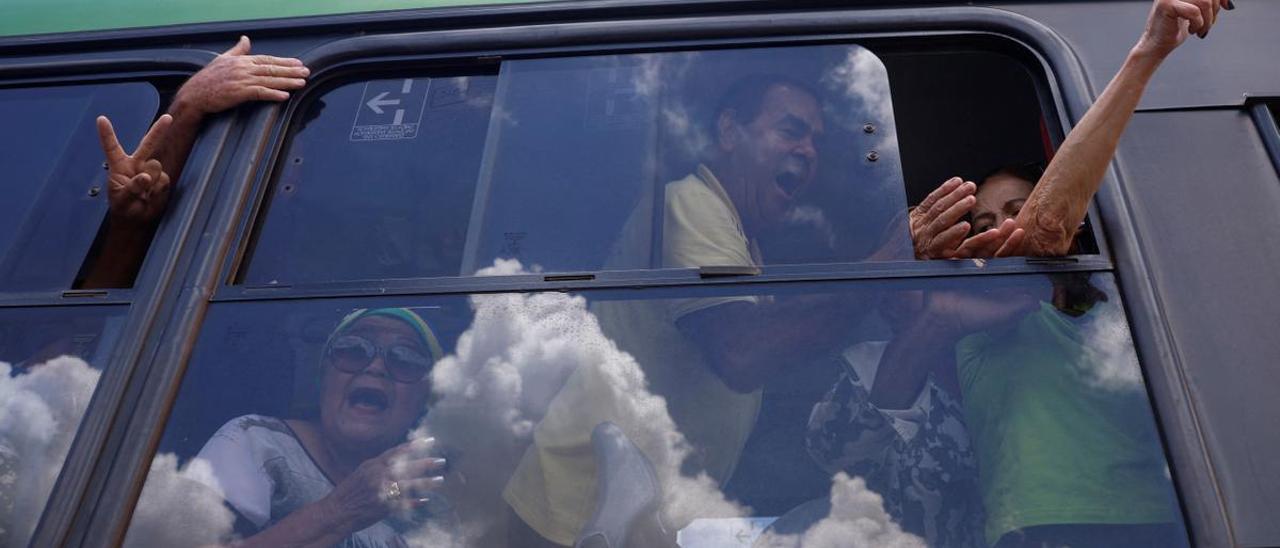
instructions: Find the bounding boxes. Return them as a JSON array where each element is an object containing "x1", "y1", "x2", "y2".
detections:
[
  {"x1": 1246, "y1": 96, "x2": 1280, "y2": 179},
  {"x1": 67, "y1": 7, "x2": 1228, "y2": 548},
  {"x1": 0, "y1": 48, "x2": 244, "y2": 548},
  {"x1": 220, "y1": 37, "x2": 1114, "y2": 298}
]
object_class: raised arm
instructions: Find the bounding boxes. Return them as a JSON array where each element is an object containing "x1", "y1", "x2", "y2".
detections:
[
  {"x1": 79, "y1": 115, "x2": 173, "y2": 289},
  {"x1": 78, "y1": 37, "x2": 307, "y2": 288},
  {"x1": 1013, "y1": 0, "x2": 1229, "y2": 256},
  {"x1": 907, "y1": 0, "x2": 1229, "y2": 260}
]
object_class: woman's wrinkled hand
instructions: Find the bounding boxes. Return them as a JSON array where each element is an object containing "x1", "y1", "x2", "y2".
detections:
[{"x1": 320, "y1": 438, "x2": 447, "y2": 533}]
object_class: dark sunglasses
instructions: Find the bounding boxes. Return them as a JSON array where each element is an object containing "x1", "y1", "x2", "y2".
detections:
[{"x1": 325, "y1": 334, "x2": 433, "y2": 384}]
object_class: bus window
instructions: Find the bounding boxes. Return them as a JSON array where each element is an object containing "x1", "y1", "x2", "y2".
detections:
[
  {"x1": 240, "y1": 73, "x2": 498, "y2": 286},
  {"x1": 237, "y1": 44, "x2": 908, "y2": 286},
  {"x1": 119, "y1": 271, "x2": 1184, "y2": 547},
  {"x1": 0, "y1": 305, "x2": 128, "y2": 546},
  {"x1": 0, "y1": 82, "x2": 159, "y2": 292}
]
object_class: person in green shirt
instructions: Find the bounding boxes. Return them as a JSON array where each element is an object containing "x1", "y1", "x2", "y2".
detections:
[{"x1": 882, "y1": 0, "x2": 1231, "y2": 545}]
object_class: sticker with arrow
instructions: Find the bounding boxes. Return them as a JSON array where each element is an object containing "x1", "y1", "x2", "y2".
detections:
[{"x1": 350, "y1": 78, "x2": 431, "y2": 142}]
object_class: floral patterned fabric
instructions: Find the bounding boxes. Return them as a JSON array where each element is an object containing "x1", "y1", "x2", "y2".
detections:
[{"x1": 806, "y1": 342, "x2": 986, "y2": 548}]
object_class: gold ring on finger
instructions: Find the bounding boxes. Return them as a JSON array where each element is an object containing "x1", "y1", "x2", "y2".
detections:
[{"x1": 381, "y1": 480, "x2": 402, "y2": 502}]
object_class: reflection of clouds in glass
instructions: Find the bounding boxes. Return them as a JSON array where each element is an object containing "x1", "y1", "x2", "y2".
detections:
[
  {"x1": 785, "y1": 205, "x2": 837, "y2": 251},
  {"x1": 1078, "y1": 301, "x2": 1143, "y2": 392},
  {"x1": 122, "y1": 454, "x2": 234, "y2": 548},
  {"x1": 630, "y1": 53, "x2": 709, "y2": 160},
  {"x1": 757, "y1": 473, "x2": 925, "y2": 548},
  {"x1": 491, "y1": 104, "x2": 519, "y2": 128},
  {"x1": 448, "y1": 76, "x2": 495, "y2": 110},
  {"x1": 402, "y1": 258, "x2": 744, "y2": 546},
  {"x1": 822, "y1": 48, "x2": 897, "y2": 153},
  {"x1": 0, "y1": 357, "x2": 99, "y2": 545}
]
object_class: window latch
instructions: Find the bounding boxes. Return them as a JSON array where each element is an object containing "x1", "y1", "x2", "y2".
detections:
[
  {"x1": 61, "y1": 289, "x2": 109, "y2": 298},
  {"x1": 698, "y1": 265, "x2": 762, "y2": 278},
  {"x1": 1024, "y1": 256, "x2": 1080, "y2": 266}
]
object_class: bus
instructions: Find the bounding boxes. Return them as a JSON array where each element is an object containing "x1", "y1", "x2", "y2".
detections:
[{"x1": 1, "y1": 0, "x2": 1277, "y2": 546}]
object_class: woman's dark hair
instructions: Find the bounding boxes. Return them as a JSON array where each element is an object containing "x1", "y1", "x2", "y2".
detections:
[
  {"x1": 977, "y1": 160, "x2": 1105, "y2": 315},
  {"x1": 978, "y1": 160, "x2": 1047, "y2": 186}
]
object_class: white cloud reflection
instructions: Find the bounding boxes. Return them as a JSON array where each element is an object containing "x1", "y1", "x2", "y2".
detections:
[
  {"x1": 122, "y1": 454, "x2": 234, "y2": 548},
  {"x1": 756, "y1": 473, "x2": 925, "y2": 548},
  {"x1": 0, "y1": 356, "x2": 99, "y2": 545},
  {"x1": 401, "y1": 258, "x2": 745, "y2": 547},
  {"x1": 822, "y1": 46, "x2": 901, "y2": 190},
  {"x1": 1078, "y1": 299, "x2": 1143, "y2": 392},
  {"x1": 785, "y1": 205, "x2": 838, "y2": 251},
  {"x1": 630, "y1": 52, "x2": 710, "y2": 162}
]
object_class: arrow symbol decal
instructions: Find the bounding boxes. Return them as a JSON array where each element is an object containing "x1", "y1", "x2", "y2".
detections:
[{"x1": 366, "y1": 91, "x2": 401, "y2": 114}]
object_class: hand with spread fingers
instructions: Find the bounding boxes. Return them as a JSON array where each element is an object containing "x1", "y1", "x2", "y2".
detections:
[
  {"x1": 910, "y1": 177, "x2": 1026, "y2": 260},
  {"x1": 320, "y1": 438, "x2": 448, "y2": 534},
  {"x1": 909, "y1": 177, "x2": 977, "y2": 259},
  {"x1": 171, "y1": 35, "x2": 310, "y2": 117},
  {"x1": 97, "y1": 114, "x2": 173, "y2": 227},
  {"x1": 952, "y1": 218, "x2": 1025, "y2": 259},
  {"x1": 159, "y1": 36, "x2": 309, "y2": 186}
]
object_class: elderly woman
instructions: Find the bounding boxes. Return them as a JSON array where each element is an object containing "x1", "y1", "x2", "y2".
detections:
[{"x1": 195, "y1": 308, "x2": 448, "y2": 547}]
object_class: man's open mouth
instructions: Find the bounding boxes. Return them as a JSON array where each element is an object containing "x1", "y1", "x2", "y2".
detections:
[
  {"x1": 776, "y1": 172, "x2": 804, "y2": 199},
  {"x1": 346, "y1": 386, "x2": 389, "y2": 413}
]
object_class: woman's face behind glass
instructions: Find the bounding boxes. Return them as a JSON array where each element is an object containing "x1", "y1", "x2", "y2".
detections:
[{"x1": 319, "y1": 315, "x2": 434, "y2": 452}]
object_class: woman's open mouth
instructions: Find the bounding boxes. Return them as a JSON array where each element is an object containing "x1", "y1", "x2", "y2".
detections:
[{"x1": 346, "y1": 386, "x2": 390, "y2": 414}]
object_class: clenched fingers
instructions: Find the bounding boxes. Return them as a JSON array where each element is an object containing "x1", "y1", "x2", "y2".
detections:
[
  {"x1": 1190, "y1": 0, "x2": 1218, "y2": 37},
  {"x1": 114, "y1": 172, "x2": 151, "y2": 200},
  {"x1": 150, "y1": 172, "x2": 172, "y2": 203},
  {"x1": 141, "y1": 159, "x2": 164, "y2": 181},
  {"x1": 1170, "y1": 0, "x2": 1207, "y2": 35}
]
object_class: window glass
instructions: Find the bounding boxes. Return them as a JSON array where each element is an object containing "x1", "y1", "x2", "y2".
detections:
[
  {"x1": 122, "y1": 271, "x2": 1185, "y2": 548},
  {"x1": 241, "y1": 74, "x2": 499, "y2": 285},
  {"x1": 0, "y1": 82, "x2": 160, "y2": 292},
  {"x1": 241, "y1": 44, "x2": 909, "y2": 285},
  {"x1": 0, "y1": 305, "x2": 128, "y2": 546}
]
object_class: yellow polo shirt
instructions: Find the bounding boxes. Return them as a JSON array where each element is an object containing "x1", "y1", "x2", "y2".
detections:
[{"x1": 502, "y1": 166, "x2": 763, "y2": 545}]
